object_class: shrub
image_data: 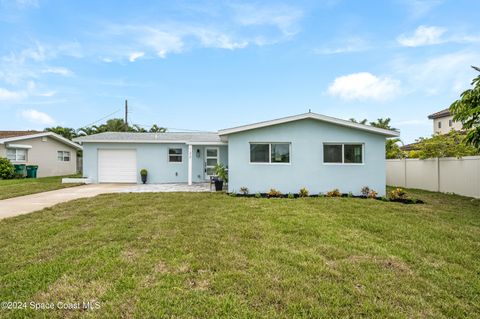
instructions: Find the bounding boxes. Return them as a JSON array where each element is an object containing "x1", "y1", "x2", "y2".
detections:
[
  {"x1": 229, "y1": 192, "x2": 237, "y2": 197},
  {"x1": 287, "y1": 193, "x2": 295, "y2": 199},
  {"x1": 389, "y1": 188, "x2": 407, "y2": 200},
  {"x1": 361, "y1": 186, "x2": 370, "y2": 197},
  {"x1": 348, "y1": 192, "x2": 353, "y2": 198},
  {"x1": 140, "y1": 169, "x2": 148, "y2": 176},
  {"x1": 326, "y1": 188, "x2": 341, "y2": 197},
  {"x1": 299, "y1": 187, "x2": 309, "y2": 197},
  {"x1": 367, "y1": 190, "x2": 378, "y2": 198},
  {"x1": 318, "y1": 192, "x2": 325, "y2": 197},
  {"x1": 267, "y1": 188, "x2": 281, "y2": 198},
  {"x1": 0, "y1": 157, "x2": 14, "y2": 179},
  {"x1": 254, "y1": 192, "x2": 262, "y2": 198},
  {"x1": 239, "y1": 187, "x2": 249, "y2": 195},
  {"x1": 214, "y1": 163, "x2": 228, "y2": 182}
]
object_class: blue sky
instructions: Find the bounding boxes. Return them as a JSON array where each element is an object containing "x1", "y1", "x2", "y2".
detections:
[{"x1": 0, "y1": 0, "x2": 479, "y2": 143}]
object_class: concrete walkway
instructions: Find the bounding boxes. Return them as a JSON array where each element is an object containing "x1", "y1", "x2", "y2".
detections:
[{"x1": 0, "y1": 184, "x2": 132, "y2": 219}]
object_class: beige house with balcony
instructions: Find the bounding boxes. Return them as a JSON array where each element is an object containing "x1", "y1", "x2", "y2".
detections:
[
  {"x1": 427, "y1": 108, "x2": 463, "y2": 134},
  {"x1": 0, "y1": 131, "x2": 82, "y2": 177}
]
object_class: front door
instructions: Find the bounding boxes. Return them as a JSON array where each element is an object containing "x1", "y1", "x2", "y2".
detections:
[{"x1": 205, "y1": 147, "x2": 219, "y2": 179}]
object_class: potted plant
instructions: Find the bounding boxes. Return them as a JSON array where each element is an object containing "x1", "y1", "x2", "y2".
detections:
[
  {"x1": 140, "y1": 169, "x2": 148, "y2": 184},
  {"x1": 213, "y1": 163, "x2": 228, "y2": 191}
]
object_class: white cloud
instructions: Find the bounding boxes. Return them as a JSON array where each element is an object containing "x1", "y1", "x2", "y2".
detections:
[
  {"x1": 315, "y1": 38, "x2": 371, "y2": 55},
  {"x1": 401, "y1": 0, "x2": 443, "y2": 18},
  {"x1": 327, "y1": 72, "x2": 401, "y2": 101},
  {"x1": 0, "y1": 87, "x2": 25, "y2": 101},
  {"x1": 193, "y1": 29, "x2": 248, "y2": 50},
  {"x1": 397, "y1": 25, "x2": 446, "y2": 47},
  {"x1": 41, "y1": 66, "x2": 73, "y2": 76},
  {"x1": 21, "y1": 109, "x2": 55, "y2": 125},
  {"x1": 128, "y1": 51, "x2": 145, "y2": 62},
  {"x1": 392, "y1": 51, "x2": 480, "y2": 95},
  {"x1": 231, "y1": 3, "x2": 303, "y2": 37}
]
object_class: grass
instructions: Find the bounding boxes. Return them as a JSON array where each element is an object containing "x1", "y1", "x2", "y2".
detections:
[
  {"x1": 0, "y1": 188, "x2": 479, "y2": 318},
  {"x1": 0, "y1": 175, "x2": 81, "y2": 200}
]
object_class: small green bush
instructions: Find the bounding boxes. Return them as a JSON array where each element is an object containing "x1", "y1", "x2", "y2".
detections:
[
  {"x1": 299, "y1": 187, "x2": 309, "y2": 197},
  {"x1": 389, "y1": 188, "x2": 407, "y2": 200},
  {"x1": 287, "y1": 193, "x2": 295, "y2": 199},
  {"x1": 0, "y1": 157, "x2": 14, "y2": 179},
  {"x1": 254, "y1": 192, "x2": 262, "y2": 198},
  {"x1": 229, "y1": 192, "x2": 237, "y2": 197},
  {"x1": 348, "y1": 192, "x2": 353, "y2": 198},
  {"x1": 140, "y1": 169, "x2": 148, "y2": 176}
]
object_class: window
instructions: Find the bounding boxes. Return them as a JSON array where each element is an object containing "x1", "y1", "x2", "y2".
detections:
[
  {"x1": 323, "y1": 143, "x2": 363, "y2": 164},
  {"x1": 438, "y1": 121, "x2": 442, "y2": 129},
  {"x1": 449, "y1": 119, "x2": 453, "y2": 127},
  {"x1": 250, "y1": 143, "x2": 290, "y2": 164},
  {"x1": 168, "y1": 148, "x2": 182, "y2": 162},
  {"x1": 57, "y1": 151, "x2": 70, "y2": 161},
  {"x1": 6, "y1": 148, "x2": 27, "y2": 162}
]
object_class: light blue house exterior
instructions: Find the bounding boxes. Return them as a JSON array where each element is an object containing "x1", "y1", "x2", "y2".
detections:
[{"x1": 75, "y1": 113, "x2": 398, "y2": 196}]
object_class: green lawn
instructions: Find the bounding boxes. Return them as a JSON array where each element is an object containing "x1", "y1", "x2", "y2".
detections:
[
  {"x1": 0, "y1": 175, "x2": 81, "y2": 200},
  {"x1": 0, "y1": 189, "x2": 479, "y2": 318}
]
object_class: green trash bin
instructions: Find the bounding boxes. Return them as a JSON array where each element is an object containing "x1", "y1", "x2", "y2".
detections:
[
  {"x1": 13, "y1": 164, "x2": 26, "y2": 177},
  {"x1": 26, "y1": 165, "x2": 38, "y2": 178}
]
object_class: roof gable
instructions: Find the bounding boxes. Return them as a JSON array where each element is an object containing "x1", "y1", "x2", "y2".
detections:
[
  {"x1": 218, "y1": 113, "x2": 400, "y2": 137},
  {"x1": 0, "y1": 132, "x2": 82, "y2": 150}
]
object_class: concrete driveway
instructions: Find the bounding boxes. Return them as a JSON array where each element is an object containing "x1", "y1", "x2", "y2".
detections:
[{"x1": 0, "y1": 184, "x2": 132, "y2": 219}]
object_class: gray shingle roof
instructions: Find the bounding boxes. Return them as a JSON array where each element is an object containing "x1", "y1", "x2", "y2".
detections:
[{"x1": 73, "y1": 132, "x2": 223, "y2": 144}]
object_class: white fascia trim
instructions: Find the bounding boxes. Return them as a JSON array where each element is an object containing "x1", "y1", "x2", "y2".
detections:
[
  {"x1": 218, "y1": 112, "x2": 400, "y2": 137},
  {"x1": 76, "y1": 140, "x2": 226, "y2": 145},
  {"x1": 6, "y1": 144, "x2": 33, "y2": 149},
  {"x1": 0, "y1": 132, "x2": 83, "y2": 150},
  {"x1": 187, "y1": 142, "x2": 227, "y2": 145}
]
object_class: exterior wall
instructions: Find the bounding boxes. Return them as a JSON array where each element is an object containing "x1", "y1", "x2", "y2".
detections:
[
  {"x1": 83, "y1": 142, "x2": 227, "y2": 183},
  {"x1": 227, "y1": 119, "x2": 387, "y2": 196},
  {"x1": 0, "y1": 137, "x2": 78, "y2": 177},
  {"x1": 387, "y1": 157, "x2": 480, "y2": 198},
  {"x1": 433, "y1": 116, "x2": 462, "y2": 134}
]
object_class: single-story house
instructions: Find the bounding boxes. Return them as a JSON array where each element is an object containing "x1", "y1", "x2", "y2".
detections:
[
  {"x1": 75, "y1": 112, "x2": 399, "y2": 196},
  {"x1": 0, "y1": 131, "x2": 82, "y2": 177}
]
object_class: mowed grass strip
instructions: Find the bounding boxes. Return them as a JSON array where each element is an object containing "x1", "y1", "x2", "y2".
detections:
[
  {"x1": 0, "y1": 189, "x2": 479, "y2": 318},
  {"x1": 0, "y1": 175, "x2": 81, "y2": 200}
]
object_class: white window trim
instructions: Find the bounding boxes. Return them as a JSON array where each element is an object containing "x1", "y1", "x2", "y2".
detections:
[
  {"x1": 168, "y1": 148, "x2": 183, "y2": 163},
  {"x1": 323, "y1": 142, "x2": 365, "y2": 166},
  {"x1": 6, "y1": 148, "x2": 27, "y2": 162},
  {"x1": 249, "y1": 142, "x2": 291, "y2": 165},
  {"x1": 57, "y1": 150, "x2": 71, "y2": 162}
]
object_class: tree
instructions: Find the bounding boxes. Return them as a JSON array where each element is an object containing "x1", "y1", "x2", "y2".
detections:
[
  {"x1": 45, "y1": 126, "x2": 78, "y2": 140},
  {"x1": 77, "y1": 118, "x2": 167, "y2": 136},
  {"x1": 370, "y1": 118, "x2": 398, "y2": 131},
  {"x1": 149, "y1": 124, "x2": 167, "y2": 133},
  {"x1": 386, "y1": 138, "x2": 405, "y2": 159},
  {"x1": 410, "y1": 131, "x2": 479, "y2": 159},
  {"x1": 349, "y1": 118, "x2": 368, "y2": 124},
  {"x1": 449, "y1": 65, "x2": 480, "y2": 149}
]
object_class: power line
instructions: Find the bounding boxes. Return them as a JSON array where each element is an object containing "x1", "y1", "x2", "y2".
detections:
[{"x1": 80, "y1": 109, "x2": 121, "y2": 128}]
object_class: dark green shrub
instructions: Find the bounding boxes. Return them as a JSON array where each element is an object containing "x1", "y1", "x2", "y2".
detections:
[{"x1": 0, "y1": 157, "x2": 14, "y2": 179}]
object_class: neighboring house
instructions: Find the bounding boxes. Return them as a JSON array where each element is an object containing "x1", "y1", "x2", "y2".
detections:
[
  {"x1": 0, "y1": 131, "x2": 82, "y2": 177},
  {"x1": 75, "y1": 112, "x2": 398, "y2": 196},
  {"x1": 428, "y1": 108, "x2": 462, "y2": 134}
]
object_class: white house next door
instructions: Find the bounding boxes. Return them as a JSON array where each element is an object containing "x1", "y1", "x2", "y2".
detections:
[{"x1": 205, "y1": 147, "x2": 219, "y2": 179}]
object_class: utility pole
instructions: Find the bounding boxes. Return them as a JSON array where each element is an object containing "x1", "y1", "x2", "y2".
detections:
[{"x1": 124, "y1": 99, "x2": 128, "y2": 131}]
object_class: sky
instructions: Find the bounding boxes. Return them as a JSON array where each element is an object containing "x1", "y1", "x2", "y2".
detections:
[{"x1": 0, "y1": 0, "x2": 479, "y2": 143}]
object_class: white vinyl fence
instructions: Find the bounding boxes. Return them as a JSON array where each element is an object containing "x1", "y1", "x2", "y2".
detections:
[{"x1": 386, "y1": 156, "x2": 480, "y2": 198}]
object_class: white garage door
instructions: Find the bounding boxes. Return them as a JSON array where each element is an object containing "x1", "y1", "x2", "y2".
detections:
[{"x1": 98, "y1": 149, "x2": 137, "y2": 183}]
